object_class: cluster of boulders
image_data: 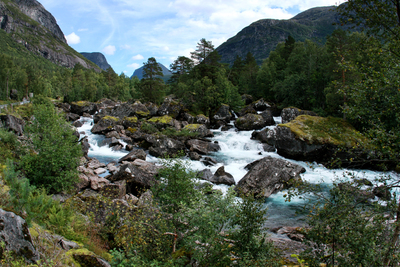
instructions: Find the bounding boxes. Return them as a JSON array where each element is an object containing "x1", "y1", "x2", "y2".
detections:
[{"x1": 59, "y1": 98, "x2": 316, "y2": 200}]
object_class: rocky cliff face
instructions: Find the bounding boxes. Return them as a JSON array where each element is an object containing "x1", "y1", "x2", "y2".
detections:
[
  {"x1": 0, "y1": 0, "x2": 99, "y2": 71},
  {"x1": 216, "y1": 5, "x2": 352, "y2": 65},
  {"x1": 81, "y1": 52, "x2": 112, "y2": 71}
]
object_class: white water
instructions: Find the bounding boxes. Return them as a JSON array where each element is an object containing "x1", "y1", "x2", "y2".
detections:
[{"x1": 77, "y1": 116, "x2": 390, "y2": 229}]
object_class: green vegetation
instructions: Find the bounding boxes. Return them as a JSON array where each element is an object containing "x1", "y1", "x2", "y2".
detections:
[
  {"x1": 20, "y1": 99, "x2": 82, "y2": 193},
  {"x1": 280, "y1": 115, "x2": 370, "y2": 147},
  {"x1": 139, "y1": 57, "x2": 166, "y2": 104},
  {"x1": 110, "y1": 158, "x2": 281, "y2": 266},
  {"x1": 1, "y1": 0, "x2": 400, "y2": 265}
]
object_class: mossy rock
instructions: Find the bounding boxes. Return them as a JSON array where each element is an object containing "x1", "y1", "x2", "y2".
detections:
[
  {"x1": 102, "y1": 116, "x2": 120, "y2": 122},
  {"x1": 67, "y1": 248, "x2": 111, "y2": 267},
  {"x1": 135, "y1": 110, "x2": 150, "y2": 117},
  {"x1": 72, "y1": 101, "x2": 91, "y2": 107},
  {"x1": 122, "y1": 116, "x2": 138, "y2": 128},
  {"x1": 147, "y1": 115, "x2": 173, "y2": 124},
  {"x1": 280, "y1": 115, "x2": 371, "y2": 148},
  {"x1": 127, "y1": 127, "x2": 138, "y2": 134},
  {"x1": 183, "y1": 124, "x2": 202, "y2": 131}
]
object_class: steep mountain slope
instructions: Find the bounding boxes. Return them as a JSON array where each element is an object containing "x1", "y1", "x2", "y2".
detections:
[
  {"x1": 131, "y1": 63, "x2": 172, "y2": 80},
  {"x1": 81, "y1": 52, "x2": 112, "y2": 71},
  {"x1": 216, "y1": 5, "x2": 350, "y2": 65},
  {"x1": 0, "y1": 0, "x2": 99, "y2": 70}
]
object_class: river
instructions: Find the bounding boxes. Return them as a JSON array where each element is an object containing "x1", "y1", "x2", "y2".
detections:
[{"x1": 77, "y1": 116, "x2": 387, "y2": 230}]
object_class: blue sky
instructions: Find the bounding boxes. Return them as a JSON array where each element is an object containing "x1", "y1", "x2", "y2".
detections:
[{"x1": 38, "y1": 0, "x2": 343, "y2": 76}]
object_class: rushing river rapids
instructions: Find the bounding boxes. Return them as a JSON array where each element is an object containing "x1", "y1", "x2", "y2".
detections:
[{"x1": 77, "y1": 116, "x2": 389, "y2": 233}]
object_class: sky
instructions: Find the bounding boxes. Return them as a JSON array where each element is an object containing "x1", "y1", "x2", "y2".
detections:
[{"x1": 38, "y1": 0, "x2": 343, "y2": 76}]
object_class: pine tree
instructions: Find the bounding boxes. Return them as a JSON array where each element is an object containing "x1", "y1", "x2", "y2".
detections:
[{"x1": 139, "y1": 57, "x2": 165, "y2": 104}]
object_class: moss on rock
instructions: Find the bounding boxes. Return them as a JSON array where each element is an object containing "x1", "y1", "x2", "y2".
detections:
[
  {"x1": 280, "y1": 115, "x2": 370, "y2": 148},
  {"x1": 72, "y1": 101, "x2": 91, "y2": 107},
  {"x1": 183, "y1": 124, "x2": 202, "y2": 131},
  {"x1": 147, "y1": 115, "x2": 173, "y2": 124},
  {"x1": 102, "y1": 116, "x2": 120, "y2": 122}
]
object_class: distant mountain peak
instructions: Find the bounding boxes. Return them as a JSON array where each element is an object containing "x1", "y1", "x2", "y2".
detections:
[
  {"x1": 215, "y1": 5, "x2": 348, "y2": 65},
  {"x1": 131, "y1": 63, "x2": 172, "y2": 80}
]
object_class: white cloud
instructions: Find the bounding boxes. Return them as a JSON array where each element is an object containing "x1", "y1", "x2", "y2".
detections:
[
  {"x1": 44, "y1": 0, "x2": 340, "y2": 74},
  {"x1": 132, "y1": 54, "x2": 144, "y2": 60},
  {"x1": 102, "y1": 45, "x2": 116, "y2": 55},
  {"x1": 121, "y1": 44, "x2": 132, "y2": 50},
  {"x1": 65, "y1": 32, "x2": 81, "y2": 45},
  {"x1": 127, "y1": 63, "x2": 141, "y2": 69}
]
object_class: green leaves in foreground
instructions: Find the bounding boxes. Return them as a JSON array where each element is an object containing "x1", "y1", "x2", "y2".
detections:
[{"x1": 111, "y1": 158, "x2": 281, "y2": 266}]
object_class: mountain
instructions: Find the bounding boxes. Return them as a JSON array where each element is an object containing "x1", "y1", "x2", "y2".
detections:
[
  {"x1": 216, "y1": 5, "x2": 352, "y2": 65},
  {"x1": 131, "y1": 63, "x2": 172, "y2": 81},
  {"x1": 0, "y1": 0, "x2": 99, "y2": 70},
  {"x1": 81, "y1": 52, "x2": 112, "y2": 71}
]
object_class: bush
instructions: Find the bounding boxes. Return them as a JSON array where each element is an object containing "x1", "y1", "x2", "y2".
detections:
[
  {"x1": 110, "y1": 158, "x2": 281, "y2": 266},
  {"x1": 21, "y1": 103, "x2": 82, "y2": 193}
]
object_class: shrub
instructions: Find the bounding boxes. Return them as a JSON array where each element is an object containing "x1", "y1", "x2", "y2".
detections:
[{"x1": 21, "y1": 103, "x2": 82, "y2": 193}]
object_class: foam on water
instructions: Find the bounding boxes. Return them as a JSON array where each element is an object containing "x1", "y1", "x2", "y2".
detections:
[{"x1": 78, "y1": 115, "x2": 393, "y2": 228}]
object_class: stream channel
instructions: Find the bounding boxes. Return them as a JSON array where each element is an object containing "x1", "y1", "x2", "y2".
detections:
[{"x1": 77, "y1": 116, "x2": 387, "y2": 235}]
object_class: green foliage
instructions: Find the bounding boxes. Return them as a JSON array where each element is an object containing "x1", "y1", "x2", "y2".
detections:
[
  {"x1": 257, "y1": 39, "x2": 332, "y2": 111},
  {"x1": 0, "y1": 128, "x2": 20, "y2": 164},
  {"x1": 139, "y1": 57, "x2": 166, "y2": 104},
  {"x1": 290, "y1": 175, "x2": 399, "y2": 266},
  {"x1": 110, "y1": 158, "x2": 281, "y2": 266},
  {"x1": 21, "y1": 103, "x2": 82, "y2": 193},
  {"x1": 2, "y1": 160, "x2": 84, "y2": 243}
]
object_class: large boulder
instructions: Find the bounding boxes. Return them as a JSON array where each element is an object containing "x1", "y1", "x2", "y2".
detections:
[
  {"x1": 254, "y1": 125, "x2": 326, "y2": 161},
  {"x1": 145, "y1": 102, "x2": 159, "y2": 117},
  {"x1": 211, "y1": 166, "x2": 235, "y2": 186},
  {"x1": 186, "y1": 139, "x2": 220, "y2": 155},
  {"x1": 106, "y1": 101, "x2": 150, "y2": 120},
  {"x1": 0, "y1": 114, "x2": 25, "y2": 135},
  {"x1": 0, "y1": 209, "x2": 40, "y2": 263},
  {"x1": 252, "y1": 115, "x2": 384, "y2": 169},
  {"x1": 109, "y1": 162, "x2": 158, "y2": 195},
  {"x1": 281, "y1": 107, "x2": 317, "y2": 124},
  {"x1": 157, "y1": 97, "x2": 183, "y2": 118},
  {"x1": 118, "y1": 149, "x2": 147, "y2": 163},
  {"x1": 122, "y1": 116, "x2": 139, "y2": 129},
  {"x1": 197, "y1": 167, "x2": 235, "y2": 186},
  {"x1": 70, "y1": 101, "x2": 97, "y2": 116},
  {"x1": 235, "y1": 113, "x2": 273, "y2": 130},
  {"x1": 148, "y1": 136, "x2": 186, "y2": 158},
  {"x1": 211, "y1": 104, "x2": 233, "y2": 126},
  {"x1": 183, "y1": 124, "x2": 213, "y2": 138},
  {"x1": 235, "y1": 156, "x2": 305, "y2": 198},
  {"x1": 252, "y1": 98, "x2": 270, "y2": 111},
  {"x1": 91, "y1": 116, "x2": 121, "y2": 134},
  {"x1": 195, "y1": 114, "x2": 210, "y2": 126},
  {"x1": 147, "y1": 115, "x2": 177, "y2": 130}
]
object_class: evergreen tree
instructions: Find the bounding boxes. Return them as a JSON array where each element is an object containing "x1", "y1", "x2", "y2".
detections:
[
  {"x1": 168, "y1": 56, "x2": 194, "y2": 85},
  {"x1": 190, "y1": 38, "x2": 215, "y2": 65},
  {"x1": 139, "y1": 57, "x2": 165, "y2": 104}
]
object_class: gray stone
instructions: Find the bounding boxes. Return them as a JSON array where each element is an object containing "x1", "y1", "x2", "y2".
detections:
[
  {"x1": 0, "y1": 209, "x2": 39, "y2": 263},
  {"x1": 236, "y1": 156, "x2": 305, "y2": 198}
]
